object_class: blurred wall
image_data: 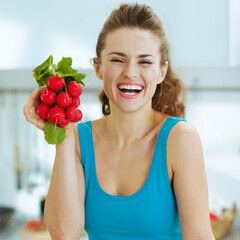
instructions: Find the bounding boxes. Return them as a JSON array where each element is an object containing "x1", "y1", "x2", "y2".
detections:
[{"x1": 0, "y1": 0, "x2": 233, "y2": 70}]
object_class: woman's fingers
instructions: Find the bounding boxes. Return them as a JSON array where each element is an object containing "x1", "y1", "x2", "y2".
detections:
[
  {"x1": 23, "y1": 104, "x2": 45, "y2": 130},
  {"x1": 27, "y1": 86, "x2": 46, "y2": 108},
  {"x1": 23, "y1": 86, "x2": 47, "y2": 131}
]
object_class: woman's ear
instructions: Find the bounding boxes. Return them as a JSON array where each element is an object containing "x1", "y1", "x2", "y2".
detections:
[
  {"x1": 157, "y1": 61, "x2": 168, "y2": 84},
  {"x1": 93, "y1": 58, "x2": 103, "y2": 80}
]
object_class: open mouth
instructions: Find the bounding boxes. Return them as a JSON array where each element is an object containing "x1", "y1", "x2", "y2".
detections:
[{"x1": 118, "y1": 84, "x2": 143, "y2": 96}]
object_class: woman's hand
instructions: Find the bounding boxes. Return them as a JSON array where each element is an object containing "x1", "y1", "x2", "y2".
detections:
[{"x1": 23, "y1": 86, "x2": 46, "y2": 131}]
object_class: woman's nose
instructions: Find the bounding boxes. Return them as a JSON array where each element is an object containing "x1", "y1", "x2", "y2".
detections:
[{"x1": 123, "y1": 61, "x2": 139, "y2": 79}]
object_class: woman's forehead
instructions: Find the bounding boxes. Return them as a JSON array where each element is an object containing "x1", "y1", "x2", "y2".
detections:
[{"x1": 103, "y1": 27, "x2": 160, "y2": 57}]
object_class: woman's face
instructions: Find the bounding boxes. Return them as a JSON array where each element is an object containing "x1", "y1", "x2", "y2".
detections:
[{"x1": 95, "y1": 27, "x2": 167, "y2": 113}]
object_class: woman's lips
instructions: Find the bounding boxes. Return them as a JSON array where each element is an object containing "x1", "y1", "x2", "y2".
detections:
[{"x1": 117, "y1": 82, "x2": 144, "y2": 99}]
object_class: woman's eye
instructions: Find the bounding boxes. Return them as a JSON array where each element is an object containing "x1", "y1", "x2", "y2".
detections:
[
  {"x1": 110, "y1": 59, "x2": 151, "y2": 64},
  {"x1": 140, "y1": 61, "x2": 152, "y2": 64},
  {"x1": 111, "y1": 59, "x2": 124, "y2": 63}
]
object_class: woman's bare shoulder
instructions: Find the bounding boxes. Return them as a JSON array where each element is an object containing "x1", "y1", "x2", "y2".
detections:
[
  {"x1": 168, "y1": 120, "x2": 198, "y2": 142},
  {"x1": 167, "y1": 120, "x2": 203, "y2": 168}
]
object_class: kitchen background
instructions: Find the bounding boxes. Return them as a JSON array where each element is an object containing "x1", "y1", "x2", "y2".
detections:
[{"x1": 0, "y1": 0, "x2": 240, "y2": 239}]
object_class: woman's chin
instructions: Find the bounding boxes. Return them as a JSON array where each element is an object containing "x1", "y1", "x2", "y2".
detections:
[{"x1": 111, "y1": 102, "x2": 150, "y2": 115}]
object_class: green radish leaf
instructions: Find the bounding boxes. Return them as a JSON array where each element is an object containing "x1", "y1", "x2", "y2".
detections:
[
  {"x1": 33, "y1": 55, "x2": 53, "y2": 75},
  {"x1": 58, "y1": 57, "x2": 72, "y2": 68},
  {"x1": 77, "y1": 79, "x2": 85, "y2": 87},
  {"x1": 32, "y1": 55, "x2": 86, "y2": 89},
  {"x1": 74, "y1": 73, "x2": 87, "y2": 82},
  {"x1": 63, "y1": 76, "x2": 84, "y2": 87},
  {"x1": 33, "y1": 69, "x2": 54, "y2": 87},
  {"x1": 61, "y1": 74, "x2": 86, "y2": 87},
  {"x1": 52, "y1": 64, "x2": 58, "y2": 72},
  {"x1": 43, "y1": 121, "x2": 66, "y2": 145},
  {"x1": 57, "y1": 71, "x2": 78, "y2": 78},
  {"x1": 64, "y1": 76, "x2": 74, "y2": 84},
  {"x1": 57, "y1": 57, "x2": 78, "y2": 76}
]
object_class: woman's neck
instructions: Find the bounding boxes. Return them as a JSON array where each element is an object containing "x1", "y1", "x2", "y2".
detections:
[{"x1": 104, "y1": 103, "x2": 160, "y2": 149}]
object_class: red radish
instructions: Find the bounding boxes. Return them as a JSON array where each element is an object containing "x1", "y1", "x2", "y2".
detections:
[
  {"x1": 40, "y1": 88, "x2": 56, "y2": 105},
  {"x1": 72, "y1": 109, "x2": 82, "y2": 122},
  {"x1": 72, "y1": 96, "x2": 80, "y2": 107},
  {"x1": 47, "y1": 75, "x2": 65, "y2": 91},
  {"x1": 47, "y1": 106, "x2": 65, "y2": 124},
  {"x1": 67, "y1": 82, "x2": 82, "y2": 97},
  {"x1": 57, "y1": 118, "x2": 70, "y2": 127},
  {"x1": 56, "y1": 92, "x2": 72, "y2": 108},
  {"x1": 65, "y1": 106, "x2": 77, "y2": 121},
  {"x1": 37, "y1": 103, "x2": 50, "y2": 120}
]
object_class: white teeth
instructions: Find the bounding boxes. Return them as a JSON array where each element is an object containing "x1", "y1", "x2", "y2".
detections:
[
  {"x1": 124, "y1": 92, "x2": 136, "y2": 95},
  {"x1": 118, "y1": 84, "x2": 143, "y2": 90}
]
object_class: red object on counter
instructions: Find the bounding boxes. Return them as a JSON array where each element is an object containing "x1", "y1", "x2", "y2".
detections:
[
  {"x1": 210, "y1": 212, "x2": 219, "y2": 221},
  {"x1": 26, "y1": 218, "x2": 45, "y2": 230}
]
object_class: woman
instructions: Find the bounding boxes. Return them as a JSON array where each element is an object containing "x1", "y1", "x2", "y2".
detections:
[{"x1": 23, "y1": 3, "x2": 215, "y2": 240}]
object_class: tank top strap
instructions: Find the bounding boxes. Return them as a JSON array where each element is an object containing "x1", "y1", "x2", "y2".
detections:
[
  {"x1": 156, "y1": 116, "x2": 188, "y2": 185},
  {"x1": 77, "y1": 121, "x2": 92, "y2": 167},
  {"x1": 159, "y1": 116, "x2": 187, "y2": 143}
]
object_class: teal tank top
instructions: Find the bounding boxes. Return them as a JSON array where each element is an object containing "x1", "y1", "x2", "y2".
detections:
[{"x1": 77, "y1": 116, "x2": 187, "y2": 240}]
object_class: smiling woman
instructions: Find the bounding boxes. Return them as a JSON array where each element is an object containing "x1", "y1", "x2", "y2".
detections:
[{"x1": 23, "y1": 3, "x2": 215, "y2": 240}]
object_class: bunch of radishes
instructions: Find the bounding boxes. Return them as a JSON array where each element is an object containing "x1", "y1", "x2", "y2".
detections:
[{"x1": 37, "y1": 75, "x2": 82, "y2": 127}]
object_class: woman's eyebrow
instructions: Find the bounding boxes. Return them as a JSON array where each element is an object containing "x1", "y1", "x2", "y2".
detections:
[{"x1": 107, "y1": 52, "x2": 156, "y2": 58}]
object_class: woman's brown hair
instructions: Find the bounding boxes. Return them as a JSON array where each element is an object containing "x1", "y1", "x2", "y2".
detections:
[{"x1": 95, "y1": 3, "x2": 186, "y2": 118}]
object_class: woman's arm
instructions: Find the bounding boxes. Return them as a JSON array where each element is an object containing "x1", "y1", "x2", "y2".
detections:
[
  {"x1": 23, "y1": 87, "x2": 85, "y2": 240},
  {"x1": 44, "y1": 127, "x2": 85, "y2": 240},
  {"x1": 168, "y1": 121, "x2": 215, "y2": 240}
]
